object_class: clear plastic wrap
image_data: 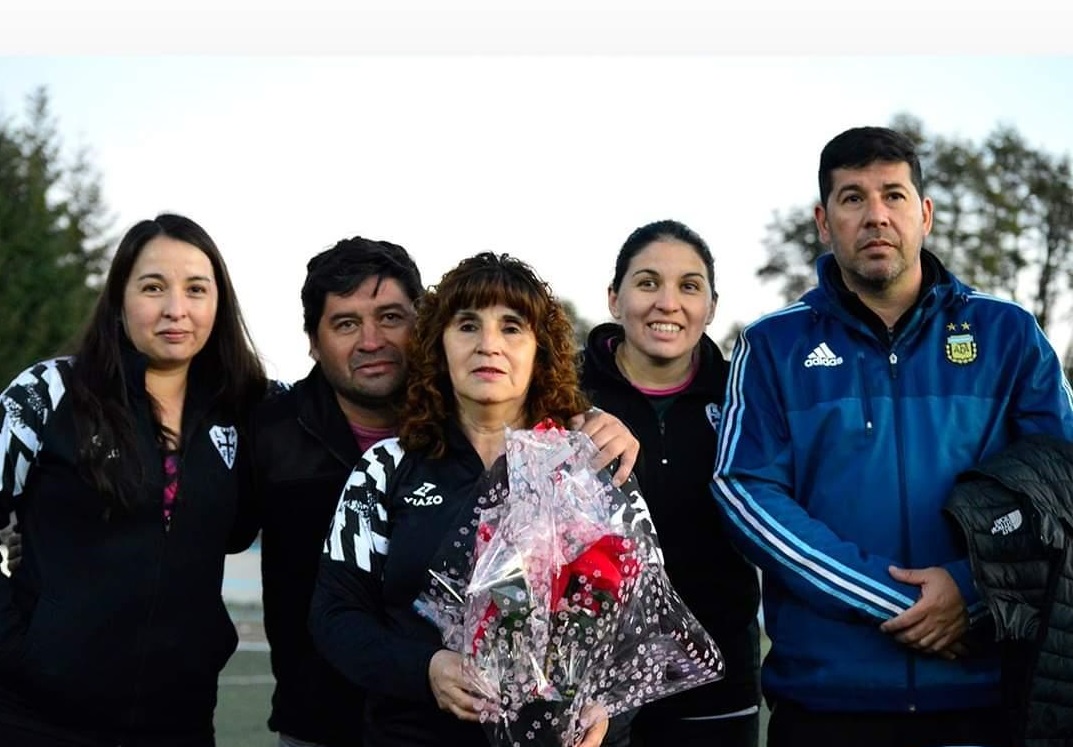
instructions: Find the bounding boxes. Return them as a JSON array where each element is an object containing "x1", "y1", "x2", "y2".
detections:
[{"x1": 414, "y1": 423, "x2": 724, "y2": 746}]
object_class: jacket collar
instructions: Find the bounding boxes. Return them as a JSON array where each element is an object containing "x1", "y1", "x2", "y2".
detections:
[
  {"x1": 808, "y1": 249, "x2": 969, "y2": 339},
  {"x1": 582, "y1": 322, "x2": 728, "y2": 399},
  {"x1": 295, "y1": 364, "x2": 366, "y2": 466},
  {"x1": 118, "y1": 337, "x2": 218, "y2": 447}
]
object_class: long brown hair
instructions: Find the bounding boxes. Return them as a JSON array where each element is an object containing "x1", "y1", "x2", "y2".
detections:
[
  {"x1": 399, "y1": 252, "x2": 588, "y2": 456},
  {"x1": 68, "y1": 213, "x2": 266, "y2": 510}
]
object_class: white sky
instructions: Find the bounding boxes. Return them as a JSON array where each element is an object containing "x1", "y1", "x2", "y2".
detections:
[{"x1": 2, "y1": 2, "x2": 1072, "y2": 381}]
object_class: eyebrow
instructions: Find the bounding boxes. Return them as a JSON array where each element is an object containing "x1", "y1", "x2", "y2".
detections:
[
  {"x1": 327, "y1": 302, "x2": 410, "y2": 322},
  {"x1": 631, "y1": 268, "x2": 707, "y2": 281},
  {"x1": 454, "y1": 308, "x2": 530, "y2": 325},
  {"x1": 835, "y1": 181, "x2": 910, "y2": 198},
  {"x1": 135, "y1": 272, "x2": 214, "y2": 283},
  {"x1": 501, "y1": 312, "x2": 529, "y2": 326}
]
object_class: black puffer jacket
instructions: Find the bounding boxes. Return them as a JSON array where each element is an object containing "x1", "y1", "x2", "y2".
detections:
[
  {"x1": 945, "y1": 435, "x2": 1073, "y2": 747},
  {"x1": 580, "y1": 323, "x2": 761, "y2": 719}
]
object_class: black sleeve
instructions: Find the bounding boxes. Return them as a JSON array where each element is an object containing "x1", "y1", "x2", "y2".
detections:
[
  {"x1": 308, "y1": 446, "x2": 442, "y2": 704},
  {"x1": 0, "y1": 360, "x2": 66, "y2": 661},
  {"x1": 226, "y1": 435, "x2": 260, "y2": 553}
]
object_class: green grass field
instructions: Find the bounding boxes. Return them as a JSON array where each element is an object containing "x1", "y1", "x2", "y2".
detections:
[{"x1": 216, "y1": 649, "x2": 274, "y2": 747}]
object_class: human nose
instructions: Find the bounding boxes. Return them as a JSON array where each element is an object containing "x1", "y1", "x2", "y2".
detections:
[
  {"x1": 654, "y1": 285, "x2": 681, "y2": 311},
  {"x1": 476, "y1": 327, "x2": 503, "y2": 355},
  {"x1": 162, "y1": 289, "x2": 188, "y2": 319},
  {"x1": 355, "y1": 320, "x2": 386, "y2": 351},
  {"x1": 863, "y1": 195, "x2": 891, "y2": 227}
]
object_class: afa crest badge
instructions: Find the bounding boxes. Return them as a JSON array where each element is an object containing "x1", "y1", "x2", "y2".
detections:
[{"x1": 945, "y1": 333, "x2": 977, "y2": 365}]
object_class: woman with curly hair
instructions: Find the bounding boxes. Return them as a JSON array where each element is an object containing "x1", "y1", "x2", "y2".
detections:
[{"x1": 310, "y1": 253, "x2": 625, "y2": 747}]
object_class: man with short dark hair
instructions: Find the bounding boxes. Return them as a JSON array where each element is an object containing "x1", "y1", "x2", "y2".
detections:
[
  {"x1": 253, "y1": 236, "x2": 640, "y2": 747},
  {"x1": 713, "y1": 126, "x2": 1073, "y2": 747}
]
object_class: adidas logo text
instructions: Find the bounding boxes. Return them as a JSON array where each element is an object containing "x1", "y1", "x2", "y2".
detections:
[{"x1": 804, "y1": 342, "x2": 844, "y2": 368}]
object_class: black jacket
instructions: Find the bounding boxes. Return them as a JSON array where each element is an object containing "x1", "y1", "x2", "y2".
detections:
[
  {"x1": 0, "y1": 353, "x2": 253, "y2": 741},
  {"x1": 945, "y1": 435, "x2": 1073, "y2": 747},
  {"x1": 310, "y1": 422, "x2": 504, "y2": 746},
  {"x1": 311, "y1": 422, "x2": 644, "y2": 747},
  {"x1": 251, "y1": 364, "x2": 367, "y2": 746},
  {"x1": 580, "y1": 323, "x2": 761, "y2": 717}
]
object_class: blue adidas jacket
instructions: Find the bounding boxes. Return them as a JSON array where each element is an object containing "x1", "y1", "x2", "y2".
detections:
[{"x1": 712, "y1": 252, "x2": 1073, "y2": 713}]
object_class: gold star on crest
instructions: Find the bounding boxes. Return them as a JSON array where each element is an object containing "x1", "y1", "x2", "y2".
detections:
[
  {"x1": 961, "y1": 322, "x2": 971, "y2": 331},
  {"x1": 946, "y1": 323, "x2": 956, "y2": 331}
]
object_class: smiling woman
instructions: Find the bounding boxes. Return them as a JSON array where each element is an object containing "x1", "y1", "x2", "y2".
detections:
[
  {"x1": 580, "y1": 219, "x2": 762, "y2": 747},
  {"x1": 0, "y1": 213, "x2": 267, "y2": 746}
]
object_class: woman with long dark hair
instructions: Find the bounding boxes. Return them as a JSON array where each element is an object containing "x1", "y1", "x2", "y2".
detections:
[{"x1": 0, "y1": 213, "x2": 267, "y2": 746}]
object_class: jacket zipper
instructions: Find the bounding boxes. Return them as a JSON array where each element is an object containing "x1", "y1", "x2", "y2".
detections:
[
  {"x1": 128, "y1": 410, "x2": 207, "y2": 730},
  {"x1": 885, "y1": 325, "x2": 916, "y2": 711},
  {"x1": 657, "y1": 417, "x2": 667, "y2": 465},
  {"x1": 857, "y1": 352, "x2": 875, "y2": 436}
]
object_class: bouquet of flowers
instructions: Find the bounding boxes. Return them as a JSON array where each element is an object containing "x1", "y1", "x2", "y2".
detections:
[{"x1": 414, "y1": 423, "x2": 725, "y2": 746}]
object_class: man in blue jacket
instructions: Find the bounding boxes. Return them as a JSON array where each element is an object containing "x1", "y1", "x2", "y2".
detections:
[{"x1": 713, "y1": 126, "x2": 1073, "y2": 747}]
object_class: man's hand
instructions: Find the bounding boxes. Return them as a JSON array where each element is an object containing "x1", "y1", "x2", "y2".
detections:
[
  {"x1": 568, "y1": 409, "x2": 639, "y2": 487},
  {"x1": 428, "y1": 649, "x2": 488, "y2": 722},
  {"x1": 879, "y1": 566, "x2": 968, "y2": 660}
]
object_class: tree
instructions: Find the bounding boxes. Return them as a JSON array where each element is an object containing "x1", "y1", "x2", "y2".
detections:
[
  {"x1": 0, "y1": 87, "x2": 112, "y2": 387},
  {"x1": 560, "y1": 298, "x2": 594, "y2": 350},
  {"x1": 757, "y1": 115, "x2": 1073, "y2": 352},
  {"x1": 718, "y1": 321, "x2": 744, "y2": 359}
]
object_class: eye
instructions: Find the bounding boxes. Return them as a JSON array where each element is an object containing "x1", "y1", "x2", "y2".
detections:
[
  {"x1": 334, "y1": 319, "x2": 358, "y2": 332},
  {"x1": 682, "y1": 281, "x2": 702, "y2": 293},
  {"x1": 141, "y1": 282, "x2": 164, "y2": 293},
  {"x1": 380, "y1": 312, "x2": 405, "y2": 326},
  {"x1": 636, "y1": 278, "x2": 658, "y2": 290},
  {"x1": 457, "y1": 321, "x2": 479, "y2": 333},
  {"x1": 886, "y1": 192, "x2": 907, "y2": 202},
  {"x1": 188, "y1": 284, "x2": 209, "y2": 295},
  {"x1": 841, "y1": 194, "x2": 863, "y2": 205}
]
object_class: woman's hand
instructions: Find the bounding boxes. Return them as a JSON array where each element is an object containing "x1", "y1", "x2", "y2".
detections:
[
  {"x1": 574, "y1": 703, "x2": 609, "y2": 747},
  {"x1": 428, "y1": 649, "x2": 487, "y2": 722},
  {"x1": 569, "y1": 409, "x2": 639, "y2": 487},
  {"x1": 0, "y1": 522, "x2": 21, "y2": 577}
]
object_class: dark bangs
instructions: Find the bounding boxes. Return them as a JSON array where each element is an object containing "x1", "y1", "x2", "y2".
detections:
[{"x1": 434, "y1": 254, "x2": 552, "y2": 328}]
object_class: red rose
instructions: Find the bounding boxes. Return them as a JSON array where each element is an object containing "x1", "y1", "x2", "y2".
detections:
[
  {"x1": 552, "y1": 535, "x2": 639, "y2": 613},
  {"x1": 471, "y1": 599, "x2": 499, "y2": 654}
]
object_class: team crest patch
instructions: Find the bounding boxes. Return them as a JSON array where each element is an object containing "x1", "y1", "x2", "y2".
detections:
[
  {"x1": 209, "y1": 425, "x2": 238, "y2": 469},
  {"x1": 945, "y1": 328, "x2": 977, "y2": 365},
  {"x1": 705, "y1": 402, "x2": 722, "y2": 433}
]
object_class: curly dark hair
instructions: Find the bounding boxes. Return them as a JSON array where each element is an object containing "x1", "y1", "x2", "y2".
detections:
[{"x1": 399, "y1": 252, "x2": 589, "y2": 456}]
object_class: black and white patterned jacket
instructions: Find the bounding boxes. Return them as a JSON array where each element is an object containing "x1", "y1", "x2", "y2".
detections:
[
  {"x1": 0, "y1": 353, "x2": 253, "y2": 739},
  {"x1": 309, "y1": 420, "x2": 656, "y2": 747}
]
